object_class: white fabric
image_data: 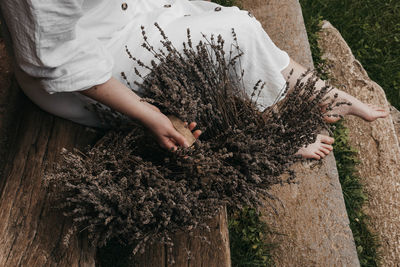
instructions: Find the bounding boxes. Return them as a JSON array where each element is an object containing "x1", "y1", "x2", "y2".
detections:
[{"x1": 0, "y1": 0, "x2": 290, "y2": 127}]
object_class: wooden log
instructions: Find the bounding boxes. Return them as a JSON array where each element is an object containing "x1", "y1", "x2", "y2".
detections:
[
  {"x1": 131, "y1": 207, "x2": 231, "y2": 267},
  {"x1": 0, "y1": 94, "x2": 99, "y2": 266},
  {"x1": 0, "y1": 38, "x2": 98, "y2": 267},
  {"x1": 120, "y1": 119, "x2": 231, "y2": 267},
  {"x1": 0, "y1": 41, "x2": 18, "y2": 180},
  {"x1": 0, "y1": 43, "x2": 231, "y2": 266}
]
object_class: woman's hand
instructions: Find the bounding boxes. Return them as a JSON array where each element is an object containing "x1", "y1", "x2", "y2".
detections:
[
  {"x1": 140, "y1": 102, "x2": 202, "y2": 151},
  {"x1": 80, "y1": 77, "x2": 201, "y2": 151}
]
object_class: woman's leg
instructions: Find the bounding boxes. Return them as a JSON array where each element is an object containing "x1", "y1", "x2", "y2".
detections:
[
  {"x1": 281, "y1": 58, "x2": 389, "y2": 123},
  {"x1": 281, "y1": 57, "x2": 389, "y2": 160}
]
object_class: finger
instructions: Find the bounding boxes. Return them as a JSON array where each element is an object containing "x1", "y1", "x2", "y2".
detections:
[
  {"x1": 169, "y1": 129, "x2": 190, "y2": 148},
  {"x1": 193, "y1": 130, "x2": 202, "y2": 139},
  {"x1": 188, "y1": 122, "x2": 197, "y2": 131},
  {"x1": 161, "y1": 137, "x2": 178, "y2": 152}
]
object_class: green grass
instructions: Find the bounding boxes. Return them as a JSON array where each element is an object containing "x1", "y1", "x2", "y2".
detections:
[
  {"x1": 229, "y1": 207, "x2": 276, "y2": 267},
  {"x1": 332, "y1": 121, "x2": 381, "y2": 266},
  {"x1": 211, "y1": 0, "x2": 238, "y2": 7},
  {"x1": 300, "y1": 0, "x2": 400, "y2": 109},
  {"x1": 301, "y1": 13, "x2": 381, "y2": 265}
]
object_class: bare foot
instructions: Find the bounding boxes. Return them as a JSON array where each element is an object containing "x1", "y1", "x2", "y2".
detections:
[
  {"x1": 323, "y1": 89, "x2": 389, "y2": 123},
  {"x1": 295, "y1": 134, "x2": 334, "y2": 160}
]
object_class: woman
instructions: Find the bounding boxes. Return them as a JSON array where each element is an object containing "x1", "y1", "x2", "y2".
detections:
[{"x1": 0, "y1": 0, "x2": 388, "y2": 158}]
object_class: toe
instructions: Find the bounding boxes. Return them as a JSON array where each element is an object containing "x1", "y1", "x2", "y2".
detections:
[
  {"x1": 369, "y1": 104, "x2": 385, "y2": 111},
  {"x1": 319, "y1": 134, "x2": 335, "y2": 144},
  {"x1": 379, "y1": 110, "x2": 389, "y2": 117},
  {"x1": 370, "y1": 104, "x2": 388, "y2": 112},
  {"x1": 312, "y1": 153, "x2": 321, "y2": 160},
  {"x1": 324, "y1": 114, "x2": 341, "y2": 123},
  {"x1": 320, "y1": 147, "x2": 331, "y2": 155},
  {"x1": 322, "y1": 144, "x2": 333, "y2": 151}
]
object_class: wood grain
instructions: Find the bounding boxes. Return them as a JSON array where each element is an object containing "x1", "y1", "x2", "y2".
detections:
[
  {"x1": 0, "y1": 95, "x2": 100, "y2": 266},
  {"x1": 132, "y1": 207, "x2": 231, "y2": 267},
  {"x1": 0, "y1": 72, "x2": 230, "y2": 267}
]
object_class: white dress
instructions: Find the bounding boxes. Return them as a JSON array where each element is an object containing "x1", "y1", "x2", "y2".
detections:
[{"x1": 0, "y1": 0, "x2": 290, "y2": 127}]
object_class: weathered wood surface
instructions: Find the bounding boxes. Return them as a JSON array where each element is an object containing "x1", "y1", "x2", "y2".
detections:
[
  {"x1": 0, "y1": 41, "x2": 231, "y2": 266},
  {"x1": 0, "y1": 93, "x2": 99, "y2": 266},
  {"x1": 0, "y1": 42, "x2": 17, "y2": 180},
  {"x1": 132, "y1": 207, "x2": 231, "y2": 267}
]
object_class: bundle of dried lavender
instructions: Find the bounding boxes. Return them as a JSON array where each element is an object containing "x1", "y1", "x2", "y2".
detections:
[{"x1": 45, "y1": 24, "x2": 335, "y2": 254}]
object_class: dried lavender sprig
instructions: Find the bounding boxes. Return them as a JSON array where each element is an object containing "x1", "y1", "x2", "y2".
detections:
[{"x1": 46, "y1": 24, "x2": 342, "y2": 256}]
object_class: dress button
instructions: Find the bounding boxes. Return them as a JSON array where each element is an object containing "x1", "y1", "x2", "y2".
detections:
[{"x1": 121, "y1": 3, "x2": 128, "y2": 10}]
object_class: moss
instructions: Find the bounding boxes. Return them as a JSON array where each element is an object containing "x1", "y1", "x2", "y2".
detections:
[
  {"x1": 228, "y1": 207, "x2": 276, "y2": 267},
  {"x1": 301, "y1": 14, "x2": 381, "y2": 266},
  {"x1": 302, "y1": 16, "x2": 330, "y2": 80},
  {"x1": 332, "y1": 121, "x2": 381, "y2": 266}
]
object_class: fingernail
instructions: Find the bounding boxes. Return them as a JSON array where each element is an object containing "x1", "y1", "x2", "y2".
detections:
[{"x1": 184, "y1": 142, "x2": 190, "y2": 148}]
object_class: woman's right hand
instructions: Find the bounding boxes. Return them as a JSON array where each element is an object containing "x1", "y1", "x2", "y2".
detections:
[
  {"x1": 141, "y1": 108, "x2": 189, "y2": 151},
  {"x1": 80, "y1": 77, "x2": 200, "y2": 150},
  {"x1": 139, "y1": 103, "x2": 201, "y2": 151}
]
